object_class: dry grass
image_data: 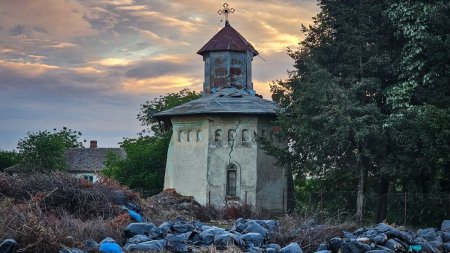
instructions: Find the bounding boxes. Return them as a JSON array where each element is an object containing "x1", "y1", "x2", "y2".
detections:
[{"x1": 0, "y1": 172, "x2": 138, "y2": 252}]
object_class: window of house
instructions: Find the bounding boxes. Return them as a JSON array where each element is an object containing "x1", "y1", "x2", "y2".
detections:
[
  {"x1": 227, "y1": 164, "x2": 237, "y2": 196},
  {"x1": 83, "y1": 175, "x2": 94, "y2": 182}
]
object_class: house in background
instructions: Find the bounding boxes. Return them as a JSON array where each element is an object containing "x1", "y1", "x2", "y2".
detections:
[{"x1": 65, "y1": 140, "x2": 125, "y2": 182}]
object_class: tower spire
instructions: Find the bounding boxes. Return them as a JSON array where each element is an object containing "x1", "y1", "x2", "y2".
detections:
[{"x1": 217, "y1": 3, "x2": 235, "y2": 24}]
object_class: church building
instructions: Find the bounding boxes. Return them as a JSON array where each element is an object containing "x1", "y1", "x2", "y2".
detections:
[{"x1": 153, "y1": 4, "x2": 289, "y2": 213}]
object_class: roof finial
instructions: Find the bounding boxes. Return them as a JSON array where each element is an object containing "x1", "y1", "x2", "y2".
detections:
[{"x1": 217, "y1": 3, "x2": 235, "y2": 25}]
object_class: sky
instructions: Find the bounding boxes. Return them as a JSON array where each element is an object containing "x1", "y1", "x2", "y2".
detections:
[{"x1": 0, "y1": 0, "x2": 319, "y2": 150}]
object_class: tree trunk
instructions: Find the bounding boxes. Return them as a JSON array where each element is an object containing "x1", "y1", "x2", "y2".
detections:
[
  {"x1": 356, "y1": 160, "x2": 364, "y2": 224},
  {"x1": 375, "y1": 176, "x2": 389, "y2": 223}
]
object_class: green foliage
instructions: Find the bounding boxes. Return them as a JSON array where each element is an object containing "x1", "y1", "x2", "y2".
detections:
[
  {"x1": 137, "y1": 89, "x2": 201, "y2": 135},
  {"x1": 0, "y1": 150, "x2": 19, "y2": 171},
  {"x1": 17, "y1": 127, "x2": 84, "y2": 172},
  {"x1": 104, "y1": 89, "x2": 201, "y2": 195},
  {"x1": 268, "y1": 0, "x2": 450, "y2": 224}
]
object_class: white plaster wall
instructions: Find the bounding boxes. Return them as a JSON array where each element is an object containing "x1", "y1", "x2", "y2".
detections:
[
  {"x1": 207, "y1": 115, "x2": 258, "y2": 206},
  {"x1": 256, "y1": 117, "x2": 288, "y2": 213},
  {"x1": 163, "y1": 116, "x2": 209, "y2": 204}
]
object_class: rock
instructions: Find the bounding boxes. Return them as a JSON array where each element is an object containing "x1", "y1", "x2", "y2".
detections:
[{"x1": 0, "y1": 239, "x2": 18, "y2": 253}]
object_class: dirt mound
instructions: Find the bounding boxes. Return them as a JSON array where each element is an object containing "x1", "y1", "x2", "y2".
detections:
[{"x1": 142, "y1": 188, "x2": 220, "y2": 223}]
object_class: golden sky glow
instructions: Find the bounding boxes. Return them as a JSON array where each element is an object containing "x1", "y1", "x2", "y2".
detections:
[{"x1": 0, "y1": 0, "x2": 319, "y2": 149}]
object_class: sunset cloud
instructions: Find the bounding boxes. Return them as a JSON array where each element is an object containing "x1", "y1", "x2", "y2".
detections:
[{"x1": 0, "y1": 0, "x2": 319, "y2": 150}]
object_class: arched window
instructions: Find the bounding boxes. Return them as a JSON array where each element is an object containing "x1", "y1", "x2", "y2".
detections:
[
  {"x1": 178, "y1": 130, "x2": 185, "y2": 142},
  {"x1": 242, "y1": 129, "x2": 250, "y2": 142},
  {"x1": 228, "y1": 129, "x2": 236, "y2": 142},
  {"x1": 227, "y1": 164, "x2": 237, "y2": 196},
  {"x1": 196, "y1": 130, "x2": 202, "y2": 142},
  {"x1": 187, "y1": 130, "x2": 194, "y2": 142},
  {"x1": 214, "y1": 129, "x2": 222, "y2": 142}
]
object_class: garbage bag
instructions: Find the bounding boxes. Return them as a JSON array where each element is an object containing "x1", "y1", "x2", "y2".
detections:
[
  {"x1": 111, "y1": 190, "x2": 126, "y2": 205},
  {"x1": 374, "y1": 245, "x2": 395, "y2": 253},
  {"x1": 173, "y1": 219, "x2": 194, "y2": 234},
  {"x1": 341, "y1": 239, "x2": 372, "y2": 253},
  {"x1": 429, "y1": 240, "x2": 442, "y2": 249},
  {"x1": 245, "y1": 245, "x2": 262, "y2": 253},
  {"x1": 59, "y1": 248, "x2": 84, "y2": 253},
  {"x1": 279, "y1": 243, "x2": 303, "y2": 253},
  {"x1": 384, "y1": 239, "x2": 405, "y2": 252},
  {"x1": 442, "y1": 242, "x2": 450, "y2": 253},
  {"x1": 240, "y1": 232, "x2": 264, "y2": 247},
  {"x1": 126, "y1": 202, "x2": 142, "y2": 213},
  {"x1": 266, "y1": 243, "x2": 282, "y2": 252},
  {"x1": 148, "y1": 226, "x2": 164, "y2": 239},
  {"x1": 233, "y1": 218, "x2": 248, "y2": 233},
  {"x1": 365, "y1": 250, "x2": 390, "y2": 253},
  {"x1": 315, "y1": 250, "x2": 332, "y2": 253},
  {"x1": 214, "y1": 232, "x2": 243, "y2": 250},
  {"x1": 417, "y1": 228, "x2": 440, "y2": 242},
  {"x1": 124, "y1": 239, "x2": 167, "y2": 252},
  {"x1": 316, "y1": 243, "x2": 328, "y2": 251},
  {"x1": 374, "y1": 224, "x2": 395, "y2": 233},
  {"x1": 408, "y1": 245, "x2": 422, "y2": 252},
  {"x1": 363, "y1": 229, "x2": 380, "y2": 239},
  {"x1": 127, "y1": 235, "x2": 150, "y2": 244},
  {"x1": 442, "y1": 220, "x2": 450, "y2": 232},
  {"x1": 386, "y1": 229, "x2": 413, "y2": 244},
  {"x1": 328, "y1": 238, "x2": 343, "y2": 252},
  {"x1": 125, "y1": 223, "x2": 156, "y2": 238},
  {"x1": 0, "y1": 239, "x2": 17, "y2": 253},
  {"x1": 373, "y1": 233, "x2": 388, "y2": 245},
  {"x1": 199, "y1": 228, "x2": 224, "y2": 246},
  {"x1": 99, "y1": 241, "x2": 122, "y2": 253},
  {"x1": 255, "y1": 220, "x2": 278, "y2": 232},
  {"x1": 159, "y1": 221, "x2": 174, "y2": 235},
  {"x1": 343, "y1": 231, "x2": 357, "y2": 240},
  {"x1": 83, "y1": 239, "x2": 98, "y2": 252},
  {"x1": 243, "y1": 221, "x2": 268, "y2": 238},
  {"x1": 442, "y1": 232, "x2": 450, "y2": 243},
  {"x1": 416, "y1": 241, "x2": 439, "y2": 253},
  {"x1": 166, "y1": 234, "x2": 190, "y2": 253},
  {"x1": 128, "y1": 209, "x2": 144, "y2": 222}
]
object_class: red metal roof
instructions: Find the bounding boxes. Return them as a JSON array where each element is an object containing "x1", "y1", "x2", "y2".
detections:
[{"x1": 197, "y1": 21, "x2": 259, "y2": 56}]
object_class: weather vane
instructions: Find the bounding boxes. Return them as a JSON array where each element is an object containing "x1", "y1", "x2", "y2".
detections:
[{"x1": 217, "y1": 3, "x2": 235, "y2": 22}]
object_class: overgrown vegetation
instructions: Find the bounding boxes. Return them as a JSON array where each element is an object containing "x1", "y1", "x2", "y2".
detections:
[
  {"x1": 266, "y1": 0, "x2": 450, "y2": 225},
  {"x1": 16, "y1": 127, "x2": 85, "y2": 172},
  {"x1": 104, "y1": 89, "x2": 201, "y2": 196}
]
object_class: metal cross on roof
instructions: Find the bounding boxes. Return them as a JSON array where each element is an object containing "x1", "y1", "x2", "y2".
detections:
[{"x1": 217, "y1": 3, "x2": 235, "y2": 22}]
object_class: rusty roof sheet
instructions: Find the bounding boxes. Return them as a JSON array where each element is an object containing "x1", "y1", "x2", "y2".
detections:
[
  {"x1": 65, "y1": 148, "x2": 125, "y2": 173},
  {"x1": 153, "y1": 88, "x2": 277, "y2": 119},
  {"x1": 197, "y1": 21, "x2": 258, "y2": 56}
]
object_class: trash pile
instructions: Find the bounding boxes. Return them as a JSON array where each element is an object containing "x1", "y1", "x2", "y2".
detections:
[
  {"x1": 314, "y1": 220, "x2": 450, "y2": 253},
  {"x1": 53, "y1": 215, "x2": 303, "y2": 253}
]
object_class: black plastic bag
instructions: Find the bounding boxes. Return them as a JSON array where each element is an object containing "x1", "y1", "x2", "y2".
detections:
[
  {"x1": 124, "y1": 239, "x2": 167, "y2": 252},
  {"x1": 127, "y1": 234, "x2": 150, "y2": 244},
  {"x1": 241, "y1": 232, "x2": 264, "y2": 247},
  {"x1": 166, "y1": 234, "x2": 190, "y2": 253},
  {"x1": 0, "y1": 239, "x2": 17, "y2": 253},
  {"x1": 341, "y1": 239, "x2": 372, "y2": 253},
  {"x1": 279, "y1": 243, "x2": 303, "y2": 253},
  {"x1": 125, "y1": 222, "x2": 156, "y2": 238}
]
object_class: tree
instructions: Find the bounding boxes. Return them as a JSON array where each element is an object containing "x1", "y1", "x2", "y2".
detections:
[
  {"x1": 0, "y1": 150, "x2": 19, "y2": 171},
  {"x1": 104, "y1": 89, "x2": 201, "y2": 195},
  {"x1": 17, "y1": 127, "x2": 84, "y2": 172},
  {"x1": 268, "y1": 0, "x2": 450, "y2": 224}
]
